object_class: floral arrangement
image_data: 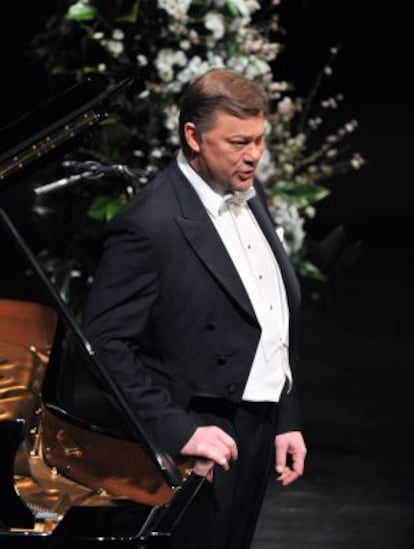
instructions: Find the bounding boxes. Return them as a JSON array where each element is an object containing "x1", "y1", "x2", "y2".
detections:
[{"x1": 31, "y1": 0, "x2": 364, "y2": 302}]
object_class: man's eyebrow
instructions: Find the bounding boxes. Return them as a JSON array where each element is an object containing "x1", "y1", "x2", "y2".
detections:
[{"x1": 228, "y1": 131, "x2": 264, "y2": 139}]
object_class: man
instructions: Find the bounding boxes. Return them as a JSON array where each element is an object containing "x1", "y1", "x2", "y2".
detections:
[{"x1": 80, "y1": 69, "x2": 306, "y2": 548}]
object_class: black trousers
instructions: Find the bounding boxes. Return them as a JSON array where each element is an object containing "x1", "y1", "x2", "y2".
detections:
[{"x1": 172, "y1": 397, "x2": 279, "y2": 549}]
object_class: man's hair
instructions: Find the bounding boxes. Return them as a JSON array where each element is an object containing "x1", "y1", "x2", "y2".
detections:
[{"x1": 178, "y1": 69, "x2": 267, "y2": 157}]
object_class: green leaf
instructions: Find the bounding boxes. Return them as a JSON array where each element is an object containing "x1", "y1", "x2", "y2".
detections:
[
  {"x1": 116, "y1": 2, "x2": 139, "y2": 23},
  {"x1": 51, "y1": 66, "x2": 72, "y2": 75},
  {"x1": 87, "y1": 196, "x2": 123, "y2": 222},
  {"x1": 318, "y1": 225, "x2": 346, "y2": 271},
  {"x1": 66, "y1": 3, "x2": 97, "y2": 21},
  {"x1": 329, "y1": 240, "x2": 363, "y2": 275},
  {"x1": 316, "y1": 225, "x2": 363, "y2": 275},
  {"x1": 274, "y1": 180, "x2": 330, "y2": 207},
  {"x1": 296, "y1": 259, "x2": 326, "y2": 281},
  {"x1": 82, "y1": 65, "x2": 101, "y2": 74},
  {"x1": 226, "y1": 0, "x2": 241, "y2": 17}
]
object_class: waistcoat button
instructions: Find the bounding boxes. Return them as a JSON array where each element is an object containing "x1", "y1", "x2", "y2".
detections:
[{"x1": 227, "y1": 383, "x2": 236, "y2": 394}]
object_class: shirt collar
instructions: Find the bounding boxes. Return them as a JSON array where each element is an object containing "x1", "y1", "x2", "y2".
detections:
[{"x1": 176, "y1": 150, "x2": 227, "y2": 219}]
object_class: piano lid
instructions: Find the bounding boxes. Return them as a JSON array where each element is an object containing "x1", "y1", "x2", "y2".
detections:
[
  {"x1": 0, "y1": 206, "x2": 184, "y2": 490},
  {"x1": 0, "y1": 77, "x2": 134, "y2": 187}
]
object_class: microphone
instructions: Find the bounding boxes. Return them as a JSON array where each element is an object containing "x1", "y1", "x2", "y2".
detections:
[
  {"x1": 62, "y1": 160, "x2": 147, "y2": 179},
  {"x1": 34, "y1": 160, "x2": 148, "y2": 195}
]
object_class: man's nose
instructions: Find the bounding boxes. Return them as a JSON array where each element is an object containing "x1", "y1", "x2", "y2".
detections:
[{"x1": 244, "y1": 143, "x2": 263, "y2": 164}]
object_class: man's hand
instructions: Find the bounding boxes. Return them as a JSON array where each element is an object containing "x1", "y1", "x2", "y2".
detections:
[
  {"x1": 180, "y1": 426, "x2": 238, "y2": 481},
  {"x1": 274, "y1": 431, "x2": 307, "y2": 486}
]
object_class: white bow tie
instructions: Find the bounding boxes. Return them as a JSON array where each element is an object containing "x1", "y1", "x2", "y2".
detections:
[{"x1": 219, "y1": 187, "x2": 256, "y2": 214}]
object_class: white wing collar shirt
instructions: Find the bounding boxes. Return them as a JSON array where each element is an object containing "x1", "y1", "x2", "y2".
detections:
[{"x1": 177, "y1": 151, "x2": 292, "y2": 402}]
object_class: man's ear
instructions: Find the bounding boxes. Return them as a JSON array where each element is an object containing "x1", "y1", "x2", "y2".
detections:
[{"x1": 183, "y1": 122, "x2": 201, "y2": 153}]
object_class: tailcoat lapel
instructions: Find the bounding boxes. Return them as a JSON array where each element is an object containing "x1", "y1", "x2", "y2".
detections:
[
  {"x1": 169, "y1": 162, "x2": 300, "y2": 320},
  {"x1": 170, "y1": 165, "x2": 257, "y2": 323}
]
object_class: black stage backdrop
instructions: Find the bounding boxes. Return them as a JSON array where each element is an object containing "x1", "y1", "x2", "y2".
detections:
[
  {"x1": 1, "y1": 1, "x2": 413, "y2": 300},
  {"x1": 0, "y1": 2, "x2": 413, "y2": 546}
]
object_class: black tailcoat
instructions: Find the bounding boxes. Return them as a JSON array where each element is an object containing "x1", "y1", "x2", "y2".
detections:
[{"x1": 60, "y1": 160, "x2": 302, "y2": 455}]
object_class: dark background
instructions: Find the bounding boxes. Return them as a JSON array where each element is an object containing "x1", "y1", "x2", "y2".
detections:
[
  {"x1": 1, "y1": 1, "x2": 413, "y2": 293},
  {"x1": 0, "y1": 1, "x2": 413, "y2": 546}
]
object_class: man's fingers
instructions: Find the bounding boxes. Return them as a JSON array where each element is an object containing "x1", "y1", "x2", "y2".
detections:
[
  {"x1": 191, "y1": 429, "x2": 236, "y2": 468},
  {"x1": 192, "y1": 458, "x2": 215, "y2": 481},
  {"x1": 180, "y1": 425, "x2": 238, "y2": 471},
  {"x1": 215, "y1": 428, "x2": 238, "y2": 460},
  {"x1": 276, "y1": 467, "x2": 300, "y2": 486},
  {"x1": 274, "y1": 431, "x2": 307, "y2": 486},
  {"x1": 291, "y1": 448, "x2": 306, "y2": 476},
  {"x1": 276, "y1": 451, "x2": 305, "y2": 486},
  {"x1": 195, "y1": 441, "x2": 231, "y2": 470},
  {"x1": 275, "y1": 436, "x2": 288, "y2": 473}
]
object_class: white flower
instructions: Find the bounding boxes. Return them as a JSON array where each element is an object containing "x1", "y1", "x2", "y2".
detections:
[
  {"x1": 256, "y1": 148, "x2": 276, "y2": 183},
  {"x1": 227, "y1": 55, "x2": 271, "y2": 79},
  {"x1": 229, "y1": 15, "x2": 252, "y2": 31},
  {"x1": 246, "y1": 0, "x2": 261, "y2": 12},
  {"x1": 103, "y1": 39, "x2": 124, "y2": 58},
  {"x1": 112, "y1": 28, "x2": 124, "y2": 40},
  {"x1": 204, "y1": 12, "x2": 226, "y2": 40},
  {"x1": 321, "y1": 97, "x2": 338, "y2": 109},
  {"x1": 277, "y1": 97, "x2": 296, "y2": 122},
  {"x1": 97, "y1": 28, "x2": 125, "y2": 58},
  {"x1": 282, "y1": 163, "x2": 294, "y2": 176},
  {"x1": 227, "y1": 55, "x2": 248, "y2": 73},
  {"x1": 150, "y1": 147, "x2": 164, "y2": 158},
  {"x1": 326, "y1": 148, "x2": 338, "y2": 158},
  {"x1": 155, "y1": 48, "x2": 188, "y2": 82},
  {"x1": 350, "y1": 153, "x2": 365, "y2": 169},
  {"x1": 206, "y1": 51, "x2": 225, "y2": 68},
  {"x1": 294, "y1": 133, "x2": 306, "y2": 148},
  {"x1": 137, "y1": 54, "x2": 148, "y2": 66},
  {"x1": 226, "y1": 0, "x2": 260, "y2": 17},
  {"x1": 188, "y1": 29, "x2": 200, "y2": 44},
  {"x1": 261, "y1": 43, "x2": 281, "y2": 61},
  {"x1": 180, "y1": 39, "x2": 191, "y2": 50},
  {"x1": 345, "y1": 120, "x2": 358, "y2": 132},
  {"x1": 175, "y1": 56, "x2": 210, "y2": 86},
  {"x1": 246, "y1": 58, "x2": 271, "y2": 79},
  {"x1": 158, "y1": 0, "x2": 191, "y2": 20},
  {"x1": 164, "y1": 104, "x2": 179, "y2": 131},
  {"x1": 304, "y1": 206, "x2": 316, "y2": 218},
  {"x1": 273, "y1": 202, "x2": 306, "y2": 255}
]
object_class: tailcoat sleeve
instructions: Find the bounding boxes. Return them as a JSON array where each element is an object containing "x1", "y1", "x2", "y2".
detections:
[
  {"x1": 83, "y1": 210, "x2": 199, "y2": 456},
  {"x1": 276, "y1": 382, "x2": 301, "y2": 434}
]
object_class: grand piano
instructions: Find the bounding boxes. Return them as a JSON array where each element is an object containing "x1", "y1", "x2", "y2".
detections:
[{"x1": 0, "y1": 78, "x2": 207, "y2": 548}]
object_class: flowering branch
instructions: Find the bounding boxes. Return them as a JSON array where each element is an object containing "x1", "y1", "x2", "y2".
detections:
[{"x1": 30, "y1": 0, "x2": 365, "y2": 301}]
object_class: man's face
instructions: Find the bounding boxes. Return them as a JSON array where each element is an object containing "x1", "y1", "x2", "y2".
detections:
[{"x1": 186, "y1": 110, "x2": 265, "y2": 193}]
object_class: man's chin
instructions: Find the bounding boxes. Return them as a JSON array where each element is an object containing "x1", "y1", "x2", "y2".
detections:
[
  {"x1": 232, "y1": 177, "x2": 254, "y2": 191},
  {"x1": 212, "y1": 176, "x2": 254, "y2": 194}
]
